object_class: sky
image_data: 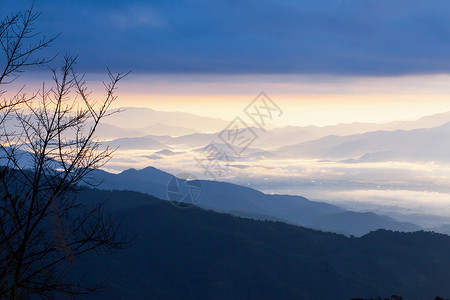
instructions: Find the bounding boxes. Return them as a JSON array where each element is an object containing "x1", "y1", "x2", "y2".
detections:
[
  {"x1": 5, "y1": 1, "x2": 450, "y2": 221},
  {"x1": 4, "y1": 0, "x2": 450, "y2": 125}
]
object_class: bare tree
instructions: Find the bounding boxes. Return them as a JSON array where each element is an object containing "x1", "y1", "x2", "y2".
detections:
[
  {"x1": 0, "y1": 5, "x2": 128, "y2": 300},
  {"x1": 0, "y1": 2, "x2": 57, "y2": 109}
]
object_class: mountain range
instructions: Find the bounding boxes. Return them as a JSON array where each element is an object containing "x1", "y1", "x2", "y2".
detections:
[
  {"x1": 91, "y1": 166, "x2": 426, "y2": 236},
  {"x1": 96, "y1": 106, "x2": 450, "y2": 143},
  {"x1": 98, "y1": 107, "x2": 450, "y2": 164},
  {"x1": 278, "y1": 121, "x2": 450, "y2": 161}
]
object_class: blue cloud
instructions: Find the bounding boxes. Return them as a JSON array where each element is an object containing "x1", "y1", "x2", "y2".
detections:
[{"x1": 4, "y1": 0, "x2": 450, "y2": 75}]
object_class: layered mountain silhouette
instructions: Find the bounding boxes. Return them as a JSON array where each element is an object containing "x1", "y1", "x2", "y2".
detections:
[
  {"x1": 278, "y1": 121, "x2": 450, "y2": 161},
  {"x1": 91, "y1": 166, "x2": 422, "y2": 236},
  {"x1": 74, "y1": 188, "x2": 450, "y2": 300},
  {"x1": 97, "y1": 108, "x2": 450, "y2": 165}
]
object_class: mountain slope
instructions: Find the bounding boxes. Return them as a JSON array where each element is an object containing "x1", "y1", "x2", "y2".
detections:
[
  {"x1": 309, "y1": 211, "x2": 421, "y2": 236},
  {"x1": 91, "y1": 167, "x2": 424, "y2": 235},
  {"x1": 75, "y1": 189, "x2": 450, "y2": 300},
  {"x1": 91, "y1": 167, "x2": 344, "y2": 227}
]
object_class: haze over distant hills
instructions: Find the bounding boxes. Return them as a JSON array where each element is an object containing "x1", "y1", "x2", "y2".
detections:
[
  {"x1": 92, "y1": 107, "x2": 450, "y2": 225},
  {"x1": 98, "y1": 107, "x2": 450, "y2": 146},
  {"x1": 278, "y1": 121, "x2": 450, "y2": 161},
  {"x1": 98, "y1": 107, "x2": 450, "y2": 156},
  {"x1": 11, "y1": 108, "x2": 450, "y2": 232},
  {"x1": 4, "y1": 107, "x2": 450, "y2": 298},
  {"x1": 101, "y1": 107, "x2": 230, "y2": 134}
]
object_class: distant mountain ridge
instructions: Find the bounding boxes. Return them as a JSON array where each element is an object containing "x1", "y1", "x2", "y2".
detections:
[
  {"x1": 278, "y1": 121, "x2": 450, "y2": 161},
  {"x1": 95, "y1": 108, "x2": 450, "y2": 160},
  {"x1": 91, "y1": 166, "x2": 423, "y2": 236},
  {"x1": 91, "y1": 166, "x2": 343, "y2": 225},
  {"x1": 101, "y1": 107, "x2": 230, "y2": 133}
]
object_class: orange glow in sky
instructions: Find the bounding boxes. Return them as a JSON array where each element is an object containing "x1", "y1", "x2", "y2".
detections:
[
  {"x1": 110, "y1": 93, "x2": 450, "y2": 126},
  {"x1": 16, "y1": 73, "x2": 450, "y2": 127},
  {"x1": 100, "y1": 73, "x2": 450, "y2": 126}
]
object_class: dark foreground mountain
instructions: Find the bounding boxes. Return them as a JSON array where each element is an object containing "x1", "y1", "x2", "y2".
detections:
[{"x1": 74, "y1": 189, "x2": 450, "y2": 300}]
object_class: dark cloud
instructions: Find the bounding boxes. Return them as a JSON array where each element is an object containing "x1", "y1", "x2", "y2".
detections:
[{"x1": 4, "y1": 0, "x2": 450, "y2": 75}]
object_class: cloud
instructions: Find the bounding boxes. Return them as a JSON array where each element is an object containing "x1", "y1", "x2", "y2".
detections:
[
  {"x1": 108, "y1": 5, "x2": 168, "y2": 29},
  {"x1": 6, "y1": 1, "x2": 450, "y2": 75},
  {"x1": 325, "y1": 189, "x2": 450, "y2": 217}
]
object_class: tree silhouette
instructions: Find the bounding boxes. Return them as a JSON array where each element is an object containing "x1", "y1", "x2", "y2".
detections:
[{"x1": 0, "y1": 5, "x2": 128, "y2": 299}]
